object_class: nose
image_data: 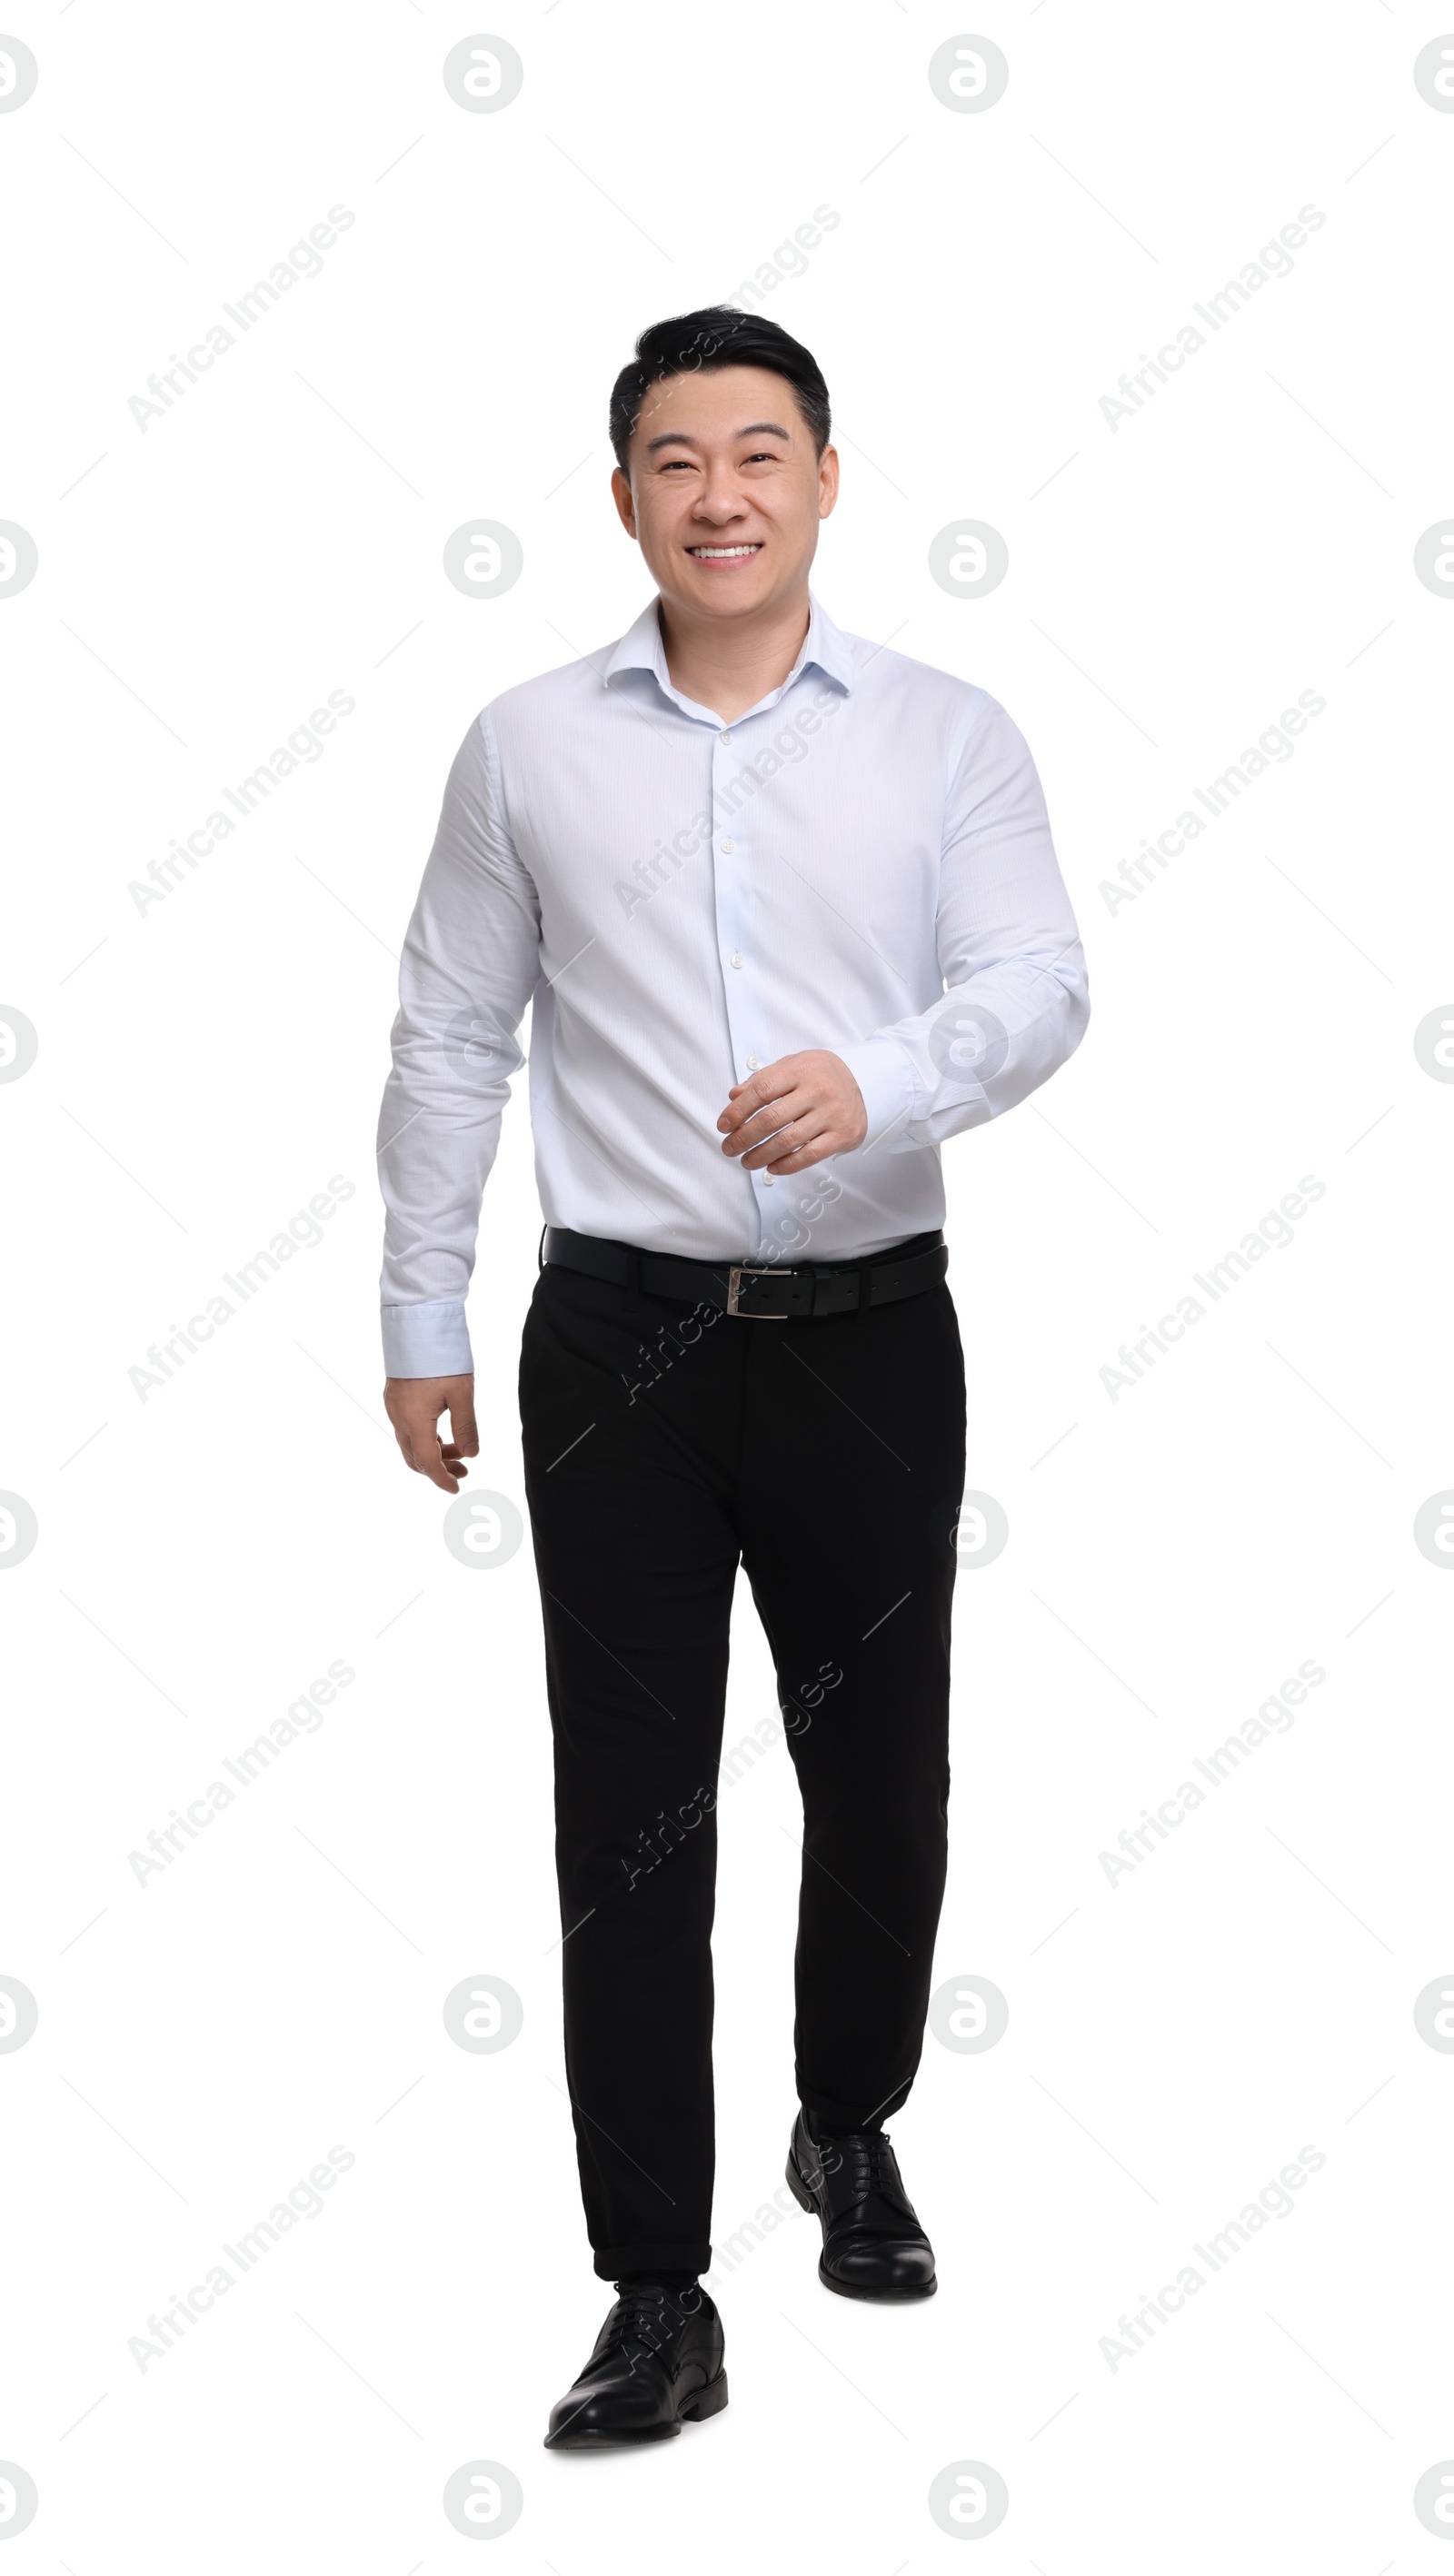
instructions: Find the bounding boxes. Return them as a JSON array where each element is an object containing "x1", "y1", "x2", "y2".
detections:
[{"x1": 693, "y1": 470, "x2": 748, "y2": 523}]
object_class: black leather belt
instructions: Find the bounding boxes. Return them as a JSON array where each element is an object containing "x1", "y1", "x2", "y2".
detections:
[{"x1": 542, "y1": 1226, "x2": 948, "y2": 1319}]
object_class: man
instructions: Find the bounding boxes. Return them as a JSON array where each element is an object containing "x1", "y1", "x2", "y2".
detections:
[{"x1": 378, "y1": 307, "x2": 1089, "y2": 2448}]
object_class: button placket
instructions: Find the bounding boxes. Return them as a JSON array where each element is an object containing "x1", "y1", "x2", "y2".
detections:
[{"x1": 711, "y1": 724, "x2": 769, "y2": 1218}]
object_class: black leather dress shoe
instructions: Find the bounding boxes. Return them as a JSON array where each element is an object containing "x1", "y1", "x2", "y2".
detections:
[
  {"x1": 786, "y1": 2108, "x2": 937, "y2": 2300},
  {"x1": 543, "y1": 2281, "x2": 728, "y2": 2448}
]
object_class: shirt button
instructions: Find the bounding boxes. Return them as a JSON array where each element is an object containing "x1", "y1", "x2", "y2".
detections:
[
  {"x1": 762, "y1": 1176, "x2": 775, "y2": 1187},
  {"x1": 746, "y1": 1053, "x2": 762, "y2": 1069},
  {"x1": 730, "y1": 951, "x2": 743, "y2": 969},
  {"x1": 720, "y1": 731, "x2": 732, "y2": 745},
  {"x1": 719, "y1": 837, "x2": 734, "y2": 854}
]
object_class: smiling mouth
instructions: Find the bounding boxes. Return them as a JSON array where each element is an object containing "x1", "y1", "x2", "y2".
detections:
[{"x1": 686, "y1": 542, "x2": 762, "y2": 560}]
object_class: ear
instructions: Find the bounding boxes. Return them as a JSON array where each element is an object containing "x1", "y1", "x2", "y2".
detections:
[{"x1": 611, "y1": 466, "x2": 638, "y2": 539}]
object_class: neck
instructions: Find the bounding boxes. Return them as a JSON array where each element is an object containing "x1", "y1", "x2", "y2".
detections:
[{"x1": 656, "y1": 588, "x2": 812, "y2": 724}]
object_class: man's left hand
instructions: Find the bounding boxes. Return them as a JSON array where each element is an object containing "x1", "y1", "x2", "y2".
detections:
[{"x1": 717, "y1": 1049, "x2": 868, "y2": 1175}]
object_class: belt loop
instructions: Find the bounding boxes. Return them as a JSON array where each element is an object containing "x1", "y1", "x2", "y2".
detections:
[
  {"x1": 854, "y1": 1261, "x2": 871, "y2": 1324},
  {"x1": 537, "y1": 1224, "x2": 547, "y2": 1276},
  {"x1": 620, "y1": 1247, "x2": 641, "y2": 1317}
]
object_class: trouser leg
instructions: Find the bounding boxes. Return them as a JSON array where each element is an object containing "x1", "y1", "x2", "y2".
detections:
[
  {"x1": 739, "y1": 1281, "x2": 967, "y2": 2132},
  {"x1": 520, "y1": 1263, "x2": 742, "y2": 2279}
]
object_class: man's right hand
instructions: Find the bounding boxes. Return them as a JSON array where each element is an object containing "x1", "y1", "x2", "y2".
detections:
[{"x1": 383, "y1": 1375, "x2": 479, "y2": 1494}]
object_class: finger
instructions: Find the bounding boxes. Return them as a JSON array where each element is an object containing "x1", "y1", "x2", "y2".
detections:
[
  {"x1": 763, "y1": 1134, "x2": 838, "y2": 1175},
  {"x1": 415, "y1": 1426, "x2": 463, "y2": 1493},
  {"x1": 396, "y1": 1404, "x2": 447, "y2": 1481},
  {"x1": 730, "y1": 1119, "x2": 806, "y2": 1166},
  {"x1": 717, "y1": 1069, "x2": 793, "y2": 1134},
  {"x1": 719, "y1": 1097, "x2": 770, "y2": 1137},
  {"x1": 449, "y1": 1390, "x2": 480, "y2": 1456},
  {"x1": 391, "y1": 1419, "x2": 424, "y2": 1473},
  {"x1": 762, "y1": 1120, "x2": 847, "y2": 1174},
  {"x1": 723, "y1": 1119, "x2": 793, "y2": 1161},
  {"x1": 738, "y1": 1130, "x2": 797, "y2": 1170},
  {"x1": 739, "y1": 1106, "x2": 829, "y2": 1170},
  {"x1": 721, "y1": 1089, "x2": 809, "y2": 1154},
  {"x1": 736, "y1": 1084, "x2": 807, "y2": 1131}
]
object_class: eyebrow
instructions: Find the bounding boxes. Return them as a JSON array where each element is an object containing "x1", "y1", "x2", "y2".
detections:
[{"x1": 642, "y1": 421, "x2": 793, "y2": 453}]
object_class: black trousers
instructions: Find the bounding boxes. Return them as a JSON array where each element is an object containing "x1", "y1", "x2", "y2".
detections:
[{"x1": 519, "y1": 1235, "x2": 967, "y2": 2280}]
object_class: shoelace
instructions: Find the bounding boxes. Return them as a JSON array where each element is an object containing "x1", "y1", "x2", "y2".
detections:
[
  {"x1": 813, "y1": 2128, "x2": 903, "y2": 2208},
  {"x1": 602, "y1": 2283, "x2": 696, "y2": 2360},
  {"x1": 859, "y1": 2137, "x2": 897, "y2": 2195},
  {"x1": 844, "y1": 2133, "x2": 898, "y2": 2196}
]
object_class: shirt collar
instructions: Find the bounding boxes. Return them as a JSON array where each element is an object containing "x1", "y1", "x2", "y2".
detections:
[{"x1": 603, "y1": 590, "x2": 856, "y2": 711}]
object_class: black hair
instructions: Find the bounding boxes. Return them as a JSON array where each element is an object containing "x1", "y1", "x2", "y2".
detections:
[{"x1": 609, "y1": 305, "x2": 831, "y2": 472}]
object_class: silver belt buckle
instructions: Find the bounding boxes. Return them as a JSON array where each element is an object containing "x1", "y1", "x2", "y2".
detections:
[{"x1": 726, "y1": 1265, "x2": 790, "y2": 1318}]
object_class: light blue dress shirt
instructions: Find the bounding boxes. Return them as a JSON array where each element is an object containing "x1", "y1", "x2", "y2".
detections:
[{"x1": 378, "y1": 592, "x2": 1089, "y2": 1377}]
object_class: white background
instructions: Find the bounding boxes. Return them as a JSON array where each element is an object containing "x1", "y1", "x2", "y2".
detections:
[{"x1": 4, "y1": 1, "x2": 1454, "y2": 2565}]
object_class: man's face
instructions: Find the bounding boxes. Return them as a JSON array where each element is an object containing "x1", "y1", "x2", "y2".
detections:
[{"x1": 612, "y1": 363, "x2": 838, "y2": 620}]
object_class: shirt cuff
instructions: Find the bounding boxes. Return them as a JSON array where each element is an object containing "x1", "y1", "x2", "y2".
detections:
[
  {"x1": 837, "y1": 1034, "x2": 917, "y2": 1152},
  {"x1": 382, "y1": 1299, "x2": 474, "y2": 1378}
]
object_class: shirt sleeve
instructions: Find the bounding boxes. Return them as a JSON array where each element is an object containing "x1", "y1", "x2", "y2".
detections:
[
  {"x1": 377, "y1": 710, "x2": 541, "y2": 1376},
  {"x1": 836, "y1": 691, "x2": 1090, "y2": 1153}
]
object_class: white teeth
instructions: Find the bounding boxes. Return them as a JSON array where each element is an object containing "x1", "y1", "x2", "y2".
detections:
[{"x1": 690, "y1": 544, "x2": 760, "y2": 558}]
